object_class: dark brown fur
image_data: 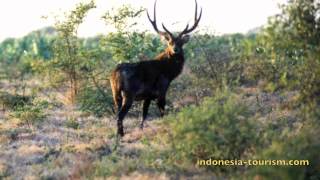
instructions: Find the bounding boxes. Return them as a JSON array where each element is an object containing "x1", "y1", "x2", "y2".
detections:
[
  {"x1": 110, "y1": 47, "x2": 185, "y2": 136},
  {"x1": 110, "y1": 0, "x2": 202, "y2": 136}
]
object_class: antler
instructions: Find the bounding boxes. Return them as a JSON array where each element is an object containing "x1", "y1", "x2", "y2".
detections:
[
  {"x1": 178, "y1": 0, "x2": 202, "y2": 37},
  {"x1": 147, "y1": 0, "x2": 174, "y2": 38}
]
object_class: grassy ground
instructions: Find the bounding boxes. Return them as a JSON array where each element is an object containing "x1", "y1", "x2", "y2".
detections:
[
  {"x1": 0, "y1": 105, "x2": 166, "y2": 179},
  {"x1": 0, "y1": 78, "x2": 300, "y2": 179}
]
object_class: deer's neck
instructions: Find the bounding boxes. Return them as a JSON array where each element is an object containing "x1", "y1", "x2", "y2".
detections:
[
  {"x1": 155, "y1": 48, "x2": 184, "y2": 61},
  {"x1": 155, "y1": 48, "x2": 185, "y2": 80}
]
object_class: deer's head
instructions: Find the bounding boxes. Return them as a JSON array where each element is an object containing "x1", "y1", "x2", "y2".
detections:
[{"x1": 147, "y1": 0, "x2": 202, "y2": 55}]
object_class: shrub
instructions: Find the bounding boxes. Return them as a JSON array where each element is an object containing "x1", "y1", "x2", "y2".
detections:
[
  {"x1": 65, "y1": 117, "x2": 80, "y2": 129},
  {"x1": 11, "y1": 98, "x2": 48, "y2": 127},
  {"x1": 92, "y1": 152, "x2": 139, "y2": 177},
  {"x1": 158, "y1": 90, "x2": 260, "y2": 172},
  {"x1": 297, "y1": 56, "x2": 320, "y2": 108},
  {"x1": 0, "y1": 91, "x2": 32, "y2": 111},
  {"x1": 77, "y1": 87, "x2": 114, "y2": 117},
  {"x1": 247, "y1": 124, "x2": 320, "y2": 180}
]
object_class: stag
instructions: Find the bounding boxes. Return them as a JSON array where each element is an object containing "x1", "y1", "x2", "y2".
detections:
[{"x1": 110, "y1": 0, "x2": 202, "y2": 136}]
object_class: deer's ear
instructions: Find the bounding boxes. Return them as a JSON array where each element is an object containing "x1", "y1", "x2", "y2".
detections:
[{"x1": 182, "y1": 35, "x2": 190, "y2": 43}]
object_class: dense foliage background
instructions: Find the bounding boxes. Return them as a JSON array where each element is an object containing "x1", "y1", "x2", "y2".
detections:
[{"x1": 0, "y1": 0, "x2": 319, "y2": 179}]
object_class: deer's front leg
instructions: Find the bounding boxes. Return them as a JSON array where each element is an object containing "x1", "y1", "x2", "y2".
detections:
[
  {"x1": 140, "y1": 99, "x2": 151, "y2": 129},
  {"x1": 157, "y1": 97, "x2": 166, "y2": 117}
]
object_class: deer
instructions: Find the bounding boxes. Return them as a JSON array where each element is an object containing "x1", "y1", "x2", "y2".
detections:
[{"x1": 110, "y1": 0, "x2": 202, "y2": 136}]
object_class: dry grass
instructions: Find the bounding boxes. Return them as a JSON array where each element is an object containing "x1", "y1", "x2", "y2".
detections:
[
  {"x1": 115, "y1": 172, "x2": 170, "y2": 180},
  {"x1": 0, "y1": 78, "x2": 300, "y2": 179},
  {"x1": 0, "y1": 97, "x2": 163, "y2": 179}
]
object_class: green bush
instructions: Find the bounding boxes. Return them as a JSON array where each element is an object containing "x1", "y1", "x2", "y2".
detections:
[
  {"x1": 297, "y1": 56, "x2": 320, "y2": 108},
  {"x1": 247, "y1": 124, "x2": 320, "y2": 180},
  {"x1": 11, "y1": 98, "x2": 48, "y2": 127},
  {"x1": 159, "y1": 90, "x2": 260, "y2": 172},
  {"x1": 77, "y1": 87, "x2": 114, "y2": 117},
  {"x1": 92, "y1": 152, "x2": 139, "y2": 178},
  {"x1": 65, "y1": 117, "x2": 80, "y2": 129},
  {"x1": 0, "y1": 91, "x2": 32, "y2": 111}
]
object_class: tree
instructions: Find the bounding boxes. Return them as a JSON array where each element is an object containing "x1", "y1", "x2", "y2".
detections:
[
  {"x1": 102, "y1": 5, "x2": 162, "y2": 63},
  {"x1": 48, "y1": 1, "x2": 96, "y2": 104},
  {"x1": 259, "y1": 0, "x2": 320, "y2": 106}
]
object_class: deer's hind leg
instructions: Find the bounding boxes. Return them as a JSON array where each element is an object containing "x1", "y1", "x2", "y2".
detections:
[
  {"x1": 112, "y1": 91, "x2": 122, "y2": 114},
  {"x1": 110, "y1": 75, "x2": 123, "y2": 114},
  {"x1": 117, "y1": 93, "x2": 133, "y2": 136}
]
